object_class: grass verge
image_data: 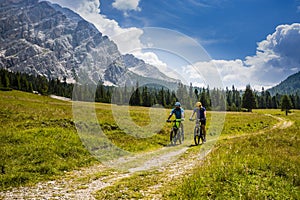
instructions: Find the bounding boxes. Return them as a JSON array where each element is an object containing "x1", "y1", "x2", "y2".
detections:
[{"x1": 0, "y1": 91, "x2": 97, "y2": 190}]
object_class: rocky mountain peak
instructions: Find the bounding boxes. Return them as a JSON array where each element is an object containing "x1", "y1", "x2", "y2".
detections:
[
  {"x1": 0, "y1": 0, "x2": 38, "y2": 7},
  {"x1": 0, "y1": 0, "x2": 178, "y2": 87}
]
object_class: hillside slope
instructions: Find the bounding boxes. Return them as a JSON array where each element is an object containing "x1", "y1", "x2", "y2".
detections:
[
  {"x1": 267, "y1": 71, "x2": 300, "y2": 95},
  {"x1": 0, "y1": 0, "x2": 178, "y2": 86}
]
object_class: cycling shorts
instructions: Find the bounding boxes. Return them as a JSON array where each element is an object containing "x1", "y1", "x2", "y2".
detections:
[{"x1": 200, "y1": 119, "x2": 206, "y2": 126}]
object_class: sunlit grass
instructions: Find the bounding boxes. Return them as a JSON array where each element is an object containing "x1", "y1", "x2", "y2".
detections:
[
  {"x1": 93, "y1": 109, "x2": 297, "y2": 199},
  {"x1": 220, "y1": 111, "x2": 277, "y2": 137},
  {"x1": 0, "y1": 91, "x2": 170, "y2": 189},
  {"x1": 164, "y1": 110, "x2": 300, "y2": 199},
  {"x1": 2, "y1": 90, "x2": 299, "y2": 200},
  {"x1": 0, "y1": 91, "x2": 96, "y2": 190}
]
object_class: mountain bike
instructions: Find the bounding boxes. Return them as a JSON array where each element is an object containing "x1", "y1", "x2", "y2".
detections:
[
  {"x1": 166, "y1": 119, "x2": 184, "y2": 145},
  {"x1": 190, "y1": 119, "x2": 204, "y2": 145}
]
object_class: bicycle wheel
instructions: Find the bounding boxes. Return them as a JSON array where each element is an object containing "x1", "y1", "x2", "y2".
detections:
[
  {"x1": 170, "y1": 130, "x2": 174, "y2": 145},
  {"x1": 194, "y1": 127, "x2": 199, "y2": 145},
  {"x1": 177, "y1": 129, "x2": 182, "y2": 144},
  {"x1": 199, "y1": 127, "x2": 204, "y2": 144}
]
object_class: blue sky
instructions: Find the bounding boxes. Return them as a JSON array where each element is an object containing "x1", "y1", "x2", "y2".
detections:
[
  {"x1": 47, "y1": 0, "x2": 300, "y2": 90},
  {"x1": 100, "y1": 0, "x2": 300, "y2": 60}
]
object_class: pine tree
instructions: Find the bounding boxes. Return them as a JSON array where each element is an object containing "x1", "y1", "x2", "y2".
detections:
[
  {"x1": 226, "y1": 87, "x2": 232, "y2": 108},
  {"x1": 200, "y1": 87, "x2": 210, "y2": 109},
  {"x1": 295, "y1": 93, "x2": 300, "y2": 109},
  {"x1": 3, "y1": 71, "x2": 10, "y2": 88},
  {"x1": 20, "y1": 75, "x2": 29, "y2": 92},
  {"x1": 194, "y1": 88, "x2": 199, "y2": 100},
  {"x1": 130, "y1": 82, "x2": 142, "y2": 106},
  {"x1": 142, "y1": 86, "x2": 151, "y2": 107},
  {"x1": 242, "y1": 85, "x2": 256, "y2": 112},
  {"x1": 265, "y1": 91, "x2": 272, "y2": 108},
  {"x1": 281, "y1": 95, "x2": 293, "y2": 115},
  {"x1": 15, "y1": 72, "x2": 21, "y2": 90},
  {"x1": 123, "y1": 84, "x2": 129, "y2": 104},
  {"x1": 258, "y1": 87, "x2": 266, "y2": 108},
  {"x1": 165, "y1": 89, "x2": 171, "y2": 107}
]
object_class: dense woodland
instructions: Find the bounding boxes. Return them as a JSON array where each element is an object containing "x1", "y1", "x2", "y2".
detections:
[{"x1": 1, "y1": 68, "x2": 299, "y2": 111}]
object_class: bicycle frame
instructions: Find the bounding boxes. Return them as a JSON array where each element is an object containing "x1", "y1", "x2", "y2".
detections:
[
  {"x1": 167, "y1": 119, "x2": 183, "y2": 145},
  {"x1": 191, "y1": 119, "x2": 204, "y2": 145}
]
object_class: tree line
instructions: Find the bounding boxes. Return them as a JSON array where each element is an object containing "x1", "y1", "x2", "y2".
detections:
[
  {"x1": 0, "y1": 68, "x2": 299, "y2": 112},
  {"x1": 0, "y1": 68, "x2": 73, "y2": 97}
]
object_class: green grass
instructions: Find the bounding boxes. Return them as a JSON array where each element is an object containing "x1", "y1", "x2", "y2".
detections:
[
  {"x1": 2, "y1": 90, "x2": 299, "y2": 200},
  {"x1": 0, "y1": 91, "x2": 97, "y2": 190},
  {"x1": 164, "y1": 110, "x2": 300, "y2": 199},
  {"x1": 94, "y1": 170, "x2": 162, "y2": 199},
  {"x1": 93, "y1": 110, "x2": 298, "y2": 199},
  {"x1": 0, "y1": 90, "x2": 171, "y2": 190},
  {"x1": 220, "y1": 111, "x2": 277, "y2": 136}
]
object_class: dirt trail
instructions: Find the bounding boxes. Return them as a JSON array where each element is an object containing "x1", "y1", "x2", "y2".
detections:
[{"x1": 0, "y1": 115, "x2": 293, "y2": 200}]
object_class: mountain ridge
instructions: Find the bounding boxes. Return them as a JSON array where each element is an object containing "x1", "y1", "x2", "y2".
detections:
[
  {"x1": 267, "y1": 71, "x2": 300, "y2": 95},
  {"x1": 0, "y1": 0, "x2": 179, "y2": 87}
]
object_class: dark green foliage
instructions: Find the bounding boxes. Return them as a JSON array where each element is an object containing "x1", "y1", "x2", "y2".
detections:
[
  {"x1": 281, "y1": 95, "x2": 293, "y2": 115},
  {"x1": 242, "y1": 85, "x2": 257, "y2": 112},
  {"x1": 1, "y1": 68, "x2": 299, "y2": 110},
  {"x1": 0, "y1": 69, "x2": 73, "y2": 97}
]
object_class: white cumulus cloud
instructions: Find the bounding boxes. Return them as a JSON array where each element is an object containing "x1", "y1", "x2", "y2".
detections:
[
  {"x1": 244, "y1": 23, "x2": 300, "y2": 86},
  {"x1": 184, "y1": 23, "x2": 300, "y2": 90},
  {"x1": 41, "y1": 1, "x2": 300, "y2": 90},
  {"x1": 112, "y1": 0, "x2": 141, "y2": 12}
]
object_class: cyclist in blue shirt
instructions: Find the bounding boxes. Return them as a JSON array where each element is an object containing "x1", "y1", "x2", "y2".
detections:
[
  {"x1": 190, "y1": 102, "x2": 206, "y2": 143},
  {"x1": 167, "y1": 102, "x2": 185, "y2": 140}
]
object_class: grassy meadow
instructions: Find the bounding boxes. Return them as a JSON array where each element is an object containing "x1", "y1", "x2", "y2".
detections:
[
  {"x1": 0, "y1": 90, "x2": 171, "y2": 190},
  {"x1": 164, "y1": 110, "x2": 300, "y2": 199},
  {"x1": 92, "y1": 110, "x2": 300, "y2": 199},
  {"x1": 94, "y1": 110, "x2": 300, "y2": 199},
  {"x1": 0, "y1": 91, "x2": 95, "y2": 189},
  {"x1": 1, "y1": 90, "x2": 299, "y2": 200}
]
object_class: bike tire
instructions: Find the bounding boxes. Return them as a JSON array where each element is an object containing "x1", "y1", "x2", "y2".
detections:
[
  {"x1": 194, "y1": 127, "x2": 199, "y2": 145},
  {"x1": 170, "y1": 130, "x2": 174, "y2": 145},
  {"x1": 199, "y1": 127, "x2": 204, "y2": 144},
  {"x1": 174, "y1": 129, "x2": 179, "y2": 145},
  {"x1": 171, "y1": 129, "x2": 178, "y2": 145},
  {"x1": 181, "y1": 125, "x2": 184, "y2": 142},
  {"x1": 178, "y1": 130, "x2": 182, "y2": 144}
]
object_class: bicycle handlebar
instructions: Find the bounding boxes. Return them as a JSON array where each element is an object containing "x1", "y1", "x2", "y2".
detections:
[
  {"x1": 166, "y1": 118, "x2": 184, "y2": 123},
  {"x1": 189, "y1": 118, "x2": 205, "y2": 122}
]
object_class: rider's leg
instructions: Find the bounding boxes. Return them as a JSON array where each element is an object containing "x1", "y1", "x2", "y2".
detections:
[
  {"x1": 202, "y1": 125, "x2": 206, "y2": 142},
  {"x1": 201, "y1": 119, "x2": 207, "y2": 143}
]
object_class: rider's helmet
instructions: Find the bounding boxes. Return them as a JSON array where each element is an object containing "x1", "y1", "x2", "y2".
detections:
[
  {"x1": 195, "y1": 102, "x2": 202, "y2": 107},
  {"x1": 175, "y1": 102, "x2": 181, "y2": 107}
]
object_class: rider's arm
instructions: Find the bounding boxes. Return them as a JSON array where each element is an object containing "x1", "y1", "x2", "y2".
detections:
[
  {"x1": 167, "y1": 109, "x2": 174, "y2": 120},
  {"x1": 189, "y1": 109, "x2": 195, "y2": 120}
]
